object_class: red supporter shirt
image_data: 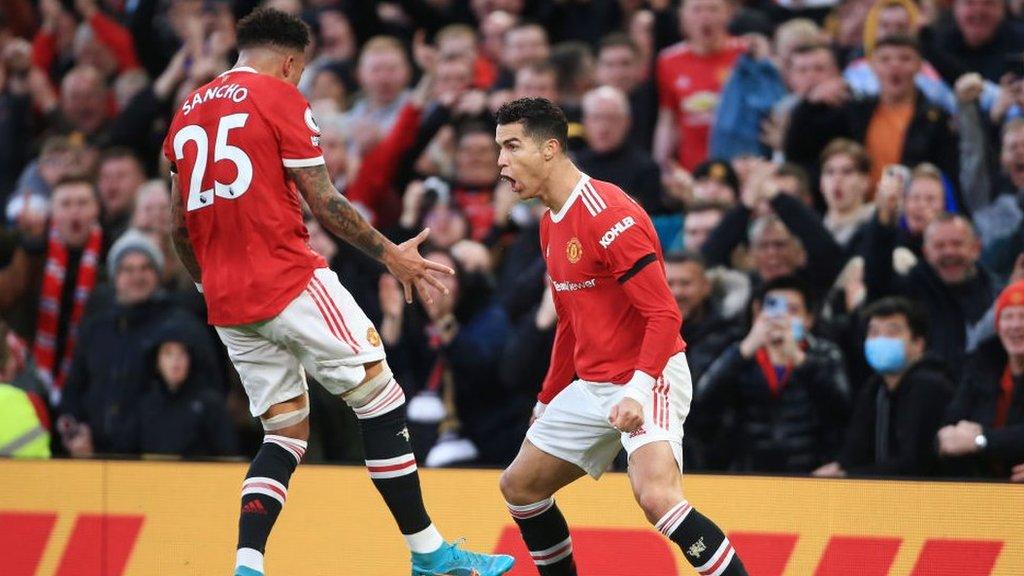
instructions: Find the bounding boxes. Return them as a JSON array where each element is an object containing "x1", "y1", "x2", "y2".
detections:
[
  {"x1": 162, "y1": 67, "x2": 327, "y2": 326},
  {"x1": 538, "y1": 175, "x2": 685, "y2": 404},
  {"x1": 656, "y1": 38, "x2": 745, "y2": 171}
]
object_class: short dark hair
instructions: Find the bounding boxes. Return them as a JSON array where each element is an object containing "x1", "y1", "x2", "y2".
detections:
[
  {"x1": 100, "y1": 146, "x2": 144, "y2": 169},
  {"x1": 236, "y1": 8, "x2": 311, "y2": 53},
  {"x1": 754, "y1": 275, "x2": 814, "y2": 312},
  {"x1": 665, "y1": 250, "x2": 706, "y2": 268},
  {"x1": 495, "y1": 97, "x2": 569, "y2": 152},
  {"x1": 862, "y1": 296, "x2": 929, "y2": 341},
  {"x1": 872, "y1": 34, "x2": 921, "y2": 55},
  {"x1": 599, "y1": 32, "x2": 640, "y2": 57}
]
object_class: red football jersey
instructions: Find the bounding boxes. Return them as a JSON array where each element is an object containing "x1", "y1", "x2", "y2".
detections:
[
  {"x1": 656, "y1": 39, "x2": 745, "y2": 171},
  {"x1": 538, "y1": 175, "x2": 685, "y2": 404},
  {"x1": 162, "y1": 67, "x2": 327, "y2": 326}
]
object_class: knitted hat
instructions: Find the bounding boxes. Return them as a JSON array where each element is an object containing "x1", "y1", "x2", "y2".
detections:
[
  {"x1": 107, "y1": 229, "x2": 164, "y2": 278},
  {"x1": 996, "y1": 279, "x2": 1024, "y2": 331}
]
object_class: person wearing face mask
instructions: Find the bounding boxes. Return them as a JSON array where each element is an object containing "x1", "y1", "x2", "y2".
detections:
[
  {"x1": 937, "y1": 280, "x2": 1024, "y2": 479},
  {"x1": 814, "y1": 297, "x2": 955, "y2": 478},
  {"x1": 694, "y1": 276, "x2": 851, "y2": 472}
]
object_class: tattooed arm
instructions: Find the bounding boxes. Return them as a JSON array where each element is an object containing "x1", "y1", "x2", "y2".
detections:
[
  {"x1": 287, "y1": 163, "x2": 453, "y2": 303},
  {"x1": 170, "y1": 175, "x2": 202, "y2": 283}
]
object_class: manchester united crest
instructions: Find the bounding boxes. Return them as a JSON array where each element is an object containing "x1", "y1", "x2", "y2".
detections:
[
  {"x1": 566, "y1": 237, "x2": 583, "y2": 264},
  {"x1": 367, "y1": 326, "x2": 382, "y2": 347}
]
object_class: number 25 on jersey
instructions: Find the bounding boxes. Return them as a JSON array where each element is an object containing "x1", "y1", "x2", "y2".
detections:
[{"x1": 173, "y1": 113, "x2": 254, "y2": 211}]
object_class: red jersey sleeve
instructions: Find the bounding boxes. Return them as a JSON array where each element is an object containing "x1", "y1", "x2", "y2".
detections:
[
  {"x1": 593, "y1": 207, "x2": 682, "y2": 379},
  {"x1": 264, "y1": 84, "x2": 325, "y2": 168}
]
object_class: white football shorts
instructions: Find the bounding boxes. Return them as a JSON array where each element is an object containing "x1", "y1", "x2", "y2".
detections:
[
  {"x1": 216, "y1": 267, "x2": 387, "y2": 417},
  {"x1": 527, "y1": 352, "x2": 693, "y2": 479}
]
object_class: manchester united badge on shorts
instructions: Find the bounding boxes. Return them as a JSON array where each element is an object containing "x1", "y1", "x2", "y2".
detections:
[
  {"x1": 566, "y1": 237, "x2": 582, "y2": 264},
  {"x1": 367, "y1": 326, "x2": 382, "y2": 347}
]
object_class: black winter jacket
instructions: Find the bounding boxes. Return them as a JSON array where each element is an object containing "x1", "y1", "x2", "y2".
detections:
[
  {"x1": 839, "y1": 357, "x2": 955, "y2": 477},
  {"x1": 943, "y1": 338, "x2": 1024, "y2": 477},
  {"x1": 695, "y1": 336, "x2": 851, "y2": 472}
]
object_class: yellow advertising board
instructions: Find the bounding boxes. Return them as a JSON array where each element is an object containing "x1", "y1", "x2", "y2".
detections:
[{"x1": 1, "y1": 459, "x2": 1022, "y2": 575}]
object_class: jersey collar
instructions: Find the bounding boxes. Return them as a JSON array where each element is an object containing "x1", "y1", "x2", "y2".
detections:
[
  {"x1": 219, "y1": 66, "x2": 258, "y2": 77},
  {"x1": 550, "y1": 173, "x2": 590, "y2": 223}
]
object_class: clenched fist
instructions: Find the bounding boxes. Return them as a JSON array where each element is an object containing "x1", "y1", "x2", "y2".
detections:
[{"x1": 608, "y1": 398, "x2": 644, "y2": 433}]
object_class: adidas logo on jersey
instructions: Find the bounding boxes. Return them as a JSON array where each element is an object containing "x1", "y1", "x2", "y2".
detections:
[{"x1": 599, "y1": 216, "x2": 636, "y2": 248}]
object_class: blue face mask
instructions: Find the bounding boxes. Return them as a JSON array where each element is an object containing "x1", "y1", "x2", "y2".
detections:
[
  {"x1": 864, "y1": 337, "x2": 908, "y2": 374},
  {"x1": 791, "y1": 318, "x2": 805, "y2": 342}
]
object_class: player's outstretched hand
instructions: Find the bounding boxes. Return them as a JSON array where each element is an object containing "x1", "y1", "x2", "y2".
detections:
[
  {"x1": 384, "y1": 228, "x2": 455, "y2": 305},
  {"x1": 609, "y1": 398, "x2": 644, "y2": 433}
]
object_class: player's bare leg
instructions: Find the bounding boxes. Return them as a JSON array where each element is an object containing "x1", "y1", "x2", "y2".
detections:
[
  {"x1": 628, "y1": 442, "x2": 748, "y2": 576},
  {"x1": 343, "y1": 360, "x2": 514, "y2": 576},
  {"x1": 500, "y1": 440, "x2": 586, "y2": 575},
  {"x1": 235, "y1": 394, "x2": 310, "y2": 576}
]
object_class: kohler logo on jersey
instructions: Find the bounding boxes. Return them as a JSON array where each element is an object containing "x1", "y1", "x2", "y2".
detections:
[{"x1": 599, "y1": 216, "x2": 636, "y2": 248}]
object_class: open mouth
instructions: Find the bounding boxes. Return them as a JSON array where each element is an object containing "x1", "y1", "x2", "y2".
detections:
[{"x1": 500, "y1": 174, "x2": 517, "y2": 189}]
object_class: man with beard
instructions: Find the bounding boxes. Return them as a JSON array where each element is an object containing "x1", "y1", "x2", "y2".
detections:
[{"x1": 864, "y1": 208, "x2": 1001, "y2": 372}]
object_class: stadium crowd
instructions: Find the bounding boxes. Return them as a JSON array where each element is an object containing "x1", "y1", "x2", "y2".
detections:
[{"x1": 0, "y1": 0, "x2": 1023, "y2": 482}]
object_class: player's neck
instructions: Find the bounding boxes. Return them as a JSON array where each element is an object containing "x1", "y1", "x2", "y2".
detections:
[
  {"x1": 234, "y1": 52, "x2": 285, "y2": 81},
  {"x1": 538, "y1": 160, "x2": 583, "y2": 214}
]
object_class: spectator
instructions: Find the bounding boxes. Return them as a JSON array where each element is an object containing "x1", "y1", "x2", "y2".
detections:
[
  {"x1": 932, "y1": 0, "x2": 1024, "y2": 83},
  {"x1": 298, "y1": 8, "x2": 357, "y2": 96},
  {"x1": 703, "y1": 167, "x2": 845, "y2": 297},
  {"x1": 819, "y1": 139, "x2": 874, "y2": 252},
  {"x1": 766, "y1": 43, "x2": 842, "y2": 160},
  {"x1": 121, "y1": 324, "x2": 237, "y2": 457},
  {"x1": 479, "y1": 11, "x2": 516, "y2": 82},
  {"x1": 654, "y1": 0, "x2": 746, "y2": 171},
  {"x1": 0, "y1": 321, "x2": 50, "y2": 458},
  {"x1": 58, "y1": 229, "x2": 218, "y2": 456},
  {"x1": 379, "y1": 250, "x2": 525, "y2": 468},
  {"x1": 1, "y1": 178, "x2": 102, "y2": 401},
  {"x1": 47, "y1": 65, "x2": 110, "y2": 141},
  {"x1": 666, "y1": 200, "x2": 729, "y2": 253},
  {"x1": 595, "y1": 33, "x2": 658, "y2": 151},
  {"x1": 938, "y1": 280, "x2": 1024, "y2": 478},
  {"x1": 785, "y1": 35, "x2": 958, "y2": 189},
  {"x1": 96, "y1": 147, "x2": 146, "y2": 243},
  {"x1": 864, "y1": 203, "x2": 1001, "y2": 367},
  {"x1": 548, "y1": 41, "x2": 596, "y2": 146},
  {"x1": 903, "y1": 163, "x2": 950, "y2": 249},
  {"x1": 666, "y1": 251, "x2": 745, "y2": 383},
  {"x1": 695, "y1": 276, "x2": 851, "y2": 472},
  {"x1": 435, "y1": 24, "x2": 496, "y2": 91},
  {"x1": 816, "y1": 297, "x2": 955, "y2": 477},
  {"x1": 494, "y1": 22, "x2": 550, "y2": 91},
  {"x1": 513, "y1": 60, "x2": 559, "y2": 103},
  {"x1": 960, "y1": 105, "x2": 1024, "y2": 277},
  {"x1": 346, "y1": 36, "x2": 412, "y2": 153},
  {"x1": 33, "y1": 0, "x2": 140, "y2": 82},
  {"x1": 7, "y1": 136, "x2": 92, "y2": 216},
  {"x1": 575, "y1": 86, "x2": 666, "y2": 215},
  {"x1": 131, "y1": 179, "x2": 192, "y2": 291},
  {"x1": 844, "y1": 0, "x2": 958, "y2": 113}
]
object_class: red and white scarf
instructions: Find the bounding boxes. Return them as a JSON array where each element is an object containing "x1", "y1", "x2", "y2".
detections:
[{"x1": 33, "y1": 226, "x2": 102, "y2": 400}]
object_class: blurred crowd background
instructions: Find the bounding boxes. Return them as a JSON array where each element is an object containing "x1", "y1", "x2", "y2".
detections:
[{"x1": 1, "y1": 0, "x2": 1023, "y2": 482}]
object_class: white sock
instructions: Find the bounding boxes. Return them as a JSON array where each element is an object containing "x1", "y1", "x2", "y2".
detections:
[
  {"x1": 404, "y1": 523, "x2": 445, "y2": 554},
  {"x1": 236, "y1": 548, "x2": 264, "y2": 573}
]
